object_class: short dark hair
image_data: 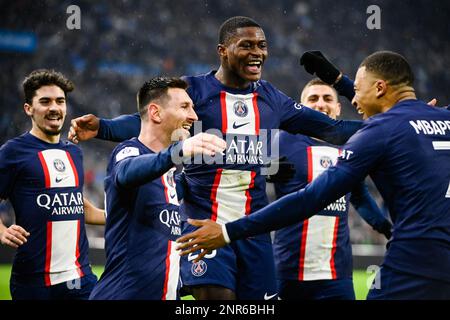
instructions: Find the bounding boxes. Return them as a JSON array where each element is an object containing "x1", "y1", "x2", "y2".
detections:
[
  {"x1": 22, "y1": 69, "x2": 74, "y2": 104},
  {"x1": 137, "y1": 77, "x2": 188, "y2": 118},
  {"x1": 301, "y1": 78, "x2": 339, "y2": 102},
  {"x1": 360, "y1": 51, "x2": 414, "y2": 86},
  {"x1": 218, "y1": 16, "x2": 261, "y2": 45}
]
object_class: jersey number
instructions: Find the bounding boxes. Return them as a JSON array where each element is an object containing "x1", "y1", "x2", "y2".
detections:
[
  {"x1": 432, "y1": 141, "x2": 450, "y2": 198},
  {"x1": 188, "y1": 249, "x2": 217, "y2": 261}
]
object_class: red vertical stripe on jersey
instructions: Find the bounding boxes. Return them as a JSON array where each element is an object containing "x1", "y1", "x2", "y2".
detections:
[
  {"x1": 244, "y1": 171, "x2": 256, "y2": 215},
  {"x1": 252, "y1": 93, "x2": 260, "y2": 135},
  {"x1": 210, "y1": 169, "x2": 223, "y2": 221},
  {"x1": 306, "y1": 146, "x2": 313, "y2": 183},
  {"x1": 297, "y1": 220, "x2": 309, "y2": 281},
  {"x1": 329, "y1": 217, "x2": 340, "y2": 279},
  {"x1": 161, "y1": 176, "x2": 169, "y2": 203},
  {"x1": 161, "y1": 241, "x2": 171, "y2": 300},
  {"x1": 38, "y1": 152, "x2": 50, "y2": 189},
  {"x1": 220, "y1": 91, "x2": 228, "y2": 134},
  {"x1": 75, "y1": 220, "x2": 84, "y2": 277},
  {"x1": 44, "y1": 221, "x2": 52, "y2": 286},
  {"x1": 65, "y1": 151, "x2": 79, "y2": 187}
]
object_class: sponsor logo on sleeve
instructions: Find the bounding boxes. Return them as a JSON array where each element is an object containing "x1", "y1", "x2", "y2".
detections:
[{"x1": 115, "y1": 147, "x2": 140, "y2": 162}]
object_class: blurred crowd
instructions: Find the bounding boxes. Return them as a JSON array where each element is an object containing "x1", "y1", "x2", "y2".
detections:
[{"x1": 1, "y1": 0, "x2": 448, "y2": 245}]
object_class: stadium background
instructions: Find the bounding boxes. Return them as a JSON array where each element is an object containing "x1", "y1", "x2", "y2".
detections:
[{"x1": 0, "y1": 0, "x2": 448, "y2": 300}]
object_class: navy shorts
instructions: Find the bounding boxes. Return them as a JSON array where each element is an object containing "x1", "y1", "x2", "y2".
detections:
[
  {"x1": 277, "y1": 278, "x2": 355, "y2": 300},
  {"x1": 10, "y1": 273, "x2": 97, "y2": 300},
  {"x1": 367, "y1": 265, "x2": 450, "y2": 300},
  {"x1": 180, "y1": 224, "x2": 278, "y2": 300}
]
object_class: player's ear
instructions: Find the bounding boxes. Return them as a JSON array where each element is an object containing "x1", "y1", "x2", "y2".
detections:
[
  {"x1": 375, "y1": 80, "x2": 387, "y2": 98},
  {"x1": 217, "y1": 44, "x2": 227, "y2": 59},
  {"x1": 335, "y1": 102, "x2": 342, "y2": 117},
  {"x1": 148, "y1": 103, "x2": 162, "y2": 124},
  {"x1": 23, "y1": 103, "x2": 33, "y2": 116}
]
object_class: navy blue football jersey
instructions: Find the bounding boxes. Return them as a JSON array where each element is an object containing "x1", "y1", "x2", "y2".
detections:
[
  {"x1": 226, "y1": 99, "x2": 450, "y2": 283},
  {"x1": 97, "y1": 71, "x2": 361, "y2": 226},
  {"x1": 0, "y1": 133, "x2": 92, "y2": 286},
  {"x1": 90, "y1": 138, "x2": 181, "y2": 300},
  {"x1": 273, "y1": 133, "x2": 352, "y2": 281},
  {"x1": 182, "y1": 71, "x2": 359, "y2": 226}
]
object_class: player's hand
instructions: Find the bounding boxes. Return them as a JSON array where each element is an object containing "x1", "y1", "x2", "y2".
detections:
[
  {"x1": 182, "y1": 133, "x2": 226, "y2": 158},
  {"x1": 265, "y1": 156, "x2": 296, "y2": 183},
  {"x1": 0, "y1": 224, "x2": 30, "y2": 249},
  {"x1": 176, "y1": 219, "x2": 226, "y2": 262},
  {"x1": 300, "y1": 51, "x2": 341, "y2": 85},
  {"x1": 427, "y1": 98, "x2": 437, "y2": 106},
  {"x1": 68, "y1": 114, "x2": 100, "y2": 144}
]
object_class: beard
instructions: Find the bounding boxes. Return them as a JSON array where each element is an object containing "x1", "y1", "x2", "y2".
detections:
[{"x1": 38, "y1": 123, "x2": 62, "y2": 136}]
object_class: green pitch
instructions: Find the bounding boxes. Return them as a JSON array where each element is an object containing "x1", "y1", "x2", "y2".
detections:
[{"x1": 0, "y1": 264, "x2": 374, "y2": 300}]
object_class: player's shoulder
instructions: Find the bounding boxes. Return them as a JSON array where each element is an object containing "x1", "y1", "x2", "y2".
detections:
[
  {"x1": 0, "y1": 133, "x2": 31, "y2": 153},
  {"x1": 60, "y1": 139, "x2": 82, "y2": 152},
  {"x1": 111, "y1": 138, "x2": 143, "y2": 163},
  {"x1": 255, "y1": 79, "x2": 279, "y2": 94},
  {"x1": 182, "y1": 71, "x2": 214, "y2": 88}
]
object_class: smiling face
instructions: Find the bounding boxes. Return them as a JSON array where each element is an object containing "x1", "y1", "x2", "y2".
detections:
[
  {"x1": 218, "y1": 26, "x2": 268, "y2": 86},
  {"x1": 352, "y1": 67, "x2": 383, "y2": 119},
  {"x1": 24, "y1": 85, "x2": 67, "y2": 142},
  {"x1": 159, "y1": 87, "x2": 198, "y2": 139},
  {"x1": 301, "y1": 84, "x2": 341, "y2": 120}
]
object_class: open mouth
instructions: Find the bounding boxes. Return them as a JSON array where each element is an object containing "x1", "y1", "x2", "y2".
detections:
[
  {"x1": 182, "y1": 123, "x2": 192, "y2": 130},
  {"x1": 356, "y1": 108, "x2": 364, "y2": 115},
  {"x1": 245, "y1": 60, "x2": 262, "y2": 74},
  {"x1": 45, "y1": 115, "x2": 62, "y2": 122}
]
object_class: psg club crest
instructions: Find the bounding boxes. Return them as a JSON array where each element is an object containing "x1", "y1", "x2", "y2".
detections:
[
  {"x1": 233, "y1": 100, "x2": 248, "y2": 117},
  {"x1": 320, "y1": 156, "x2": 333, "y2": 169},
  {"x1": 53, "y1": 159, "x2": 66, "y2": 172},
  {"x1": 191, "y1": 260, "x2": 207, "y2": 277}
]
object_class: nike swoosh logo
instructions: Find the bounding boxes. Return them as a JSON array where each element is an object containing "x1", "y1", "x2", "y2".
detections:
[
  {"x1": 169, "y1": 192, "x2": 176, "y2": 199},
  {"x1": 55, "y1": 176, "x2": 69, "y2": 183},
  {"x1": 264, "y1": 292, "x2": 278, "y2": 300},
  {"x1": 232, "y1": 122, "x2": 250, "y2": 129}
]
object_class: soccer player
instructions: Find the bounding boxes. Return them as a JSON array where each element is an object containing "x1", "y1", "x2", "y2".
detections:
[
  {"x1": 272, "y1": 79, "x2": 391, "y2": 300},
  {"x1": 176, "y1": 51, "x2": 450, "y2": 300},
  {"x1": 0, "y1": 69, "x2": 104, "y2": 300},
  {"x1": 68, "y1": 17, "x2": 362, "y2": 300},
  {"x1": 88, "y1": 77, "x2": 226, "y2": 300}
]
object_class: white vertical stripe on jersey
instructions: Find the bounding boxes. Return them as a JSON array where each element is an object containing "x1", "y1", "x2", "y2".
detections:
[
  {"x1": 301, "y1": 146, "x2": 341, "y2": 280},
  {"x1": 214, "y1": 169, "x2": 253, "y2": 224},
  {"x1": 47, "y1": 220, "x2": 81, "y2": 285},
  {"x1": 39, "y1": 149, "x2": 78, "y2": 188},
  {"x1": 223, "y1": 92, "x2": 258, "y2": 135},
  {"x1": 162, "y1": 240, "x2": 180, "y2": 300},
  {"x1": 301, "y1": 215, "x2": 338, "y2": 280}
]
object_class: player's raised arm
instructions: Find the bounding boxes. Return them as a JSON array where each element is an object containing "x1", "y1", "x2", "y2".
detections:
[
  {"x1": 0, "y1": 219, "x2": 30, "y2": 249},
  {"x1": 300, "y1": 50, "x2": 355, "y2": 102},
  {"x1": 83, "y1": 197, "x2": 106, "y2": 225},
  {"x1": 281, "y1": 103, "x2": 362, "y2": 145},
  {"x1": 68, "y1": 114, "x2": 100, "y2": 143},
  {"x1": 115, "y1": 133, "x2": 226, "y2": 189},
  {"x1": 68, "y1": 113, "x2": 141, "y2": 143}
]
